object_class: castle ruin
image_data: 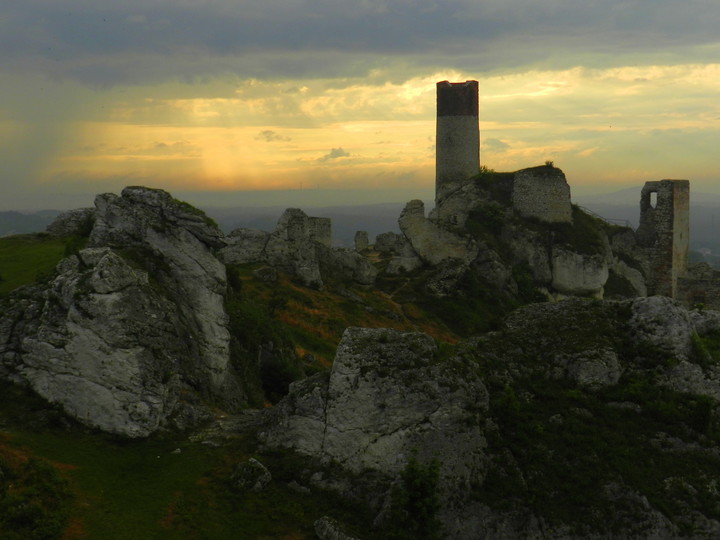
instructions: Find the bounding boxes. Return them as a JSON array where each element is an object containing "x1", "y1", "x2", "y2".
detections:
[
  {"x1": 636, "y1": 180, "x2": 689, "y2": 298},
  {"x1": 432, "y1": 80, "x2": 702, "y2": 304},
  {"x1": 435, "y1": 81, "x2": 479, "y2": 205}
]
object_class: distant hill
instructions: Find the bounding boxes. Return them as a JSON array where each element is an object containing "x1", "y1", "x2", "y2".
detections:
[{"x1": 0, "y1": 210, "x2": 59, "y2": 237}]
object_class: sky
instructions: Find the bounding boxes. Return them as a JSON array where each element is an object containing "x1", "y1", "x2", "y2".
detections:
[{"x1": 2, "y1": 0, "x2": 720, "y2": 210}]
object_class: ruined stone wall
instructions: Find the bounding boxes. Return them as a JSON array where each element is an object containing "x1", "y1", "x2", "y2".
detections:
[
  {"x1": 636, "y1": 180, "x2": 689, "y2": 298},
  {"x1": 435, "y1": 81, "x2": 479, "y2": 205},
  {"x1": 511, "y1": 165, "x2": 572, "y2": 224}
]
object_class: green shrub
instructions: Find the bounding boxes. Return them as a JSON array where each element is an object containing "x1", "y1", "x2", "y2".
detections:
[{"x1": 388, "y1": 451, "x2": 442, "y2": 540}]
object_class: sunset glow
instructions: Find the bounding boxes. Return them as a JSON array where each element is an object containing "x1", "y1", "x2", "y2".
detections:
[{"x1": 2, "y1": 1, "x2": 720, "y2": 209}]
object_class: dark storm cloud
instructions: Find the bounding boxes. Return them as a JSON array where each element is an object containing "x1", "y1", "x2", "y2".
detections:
[{"x1": 3, "y1": 0, "x2": 720, "y2": 85}]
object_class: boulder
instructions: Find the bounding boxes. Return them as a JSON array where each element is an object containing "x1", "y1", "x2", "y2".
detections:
[
  {"x1": 628, "y1": 296, "x2": 695, "y2": 361},
  {"x1": 46, "y1": 208, "x2": 96, "y2": 237},
  {"x1": 260, "y1": 326, "x2": 489, "y2": 517},
  {"x1": 1, "y1": 187, "x2": 243, "y2": 437},
  {"x1": 399, "y1": 200, "x2": 478, "y2": 266},
  {"x1": 551, "y1": 247, "x2": 609, "y2": 297}
]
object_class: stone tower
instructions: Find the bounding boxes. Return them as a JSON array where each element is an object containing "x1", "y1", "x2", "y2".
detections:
[
  {"x1": 435, "y1": 80, "x2": 479, "y2": 205},
  {"x1": 636, "y1": 179, "x2": 689, "y2": 298}
]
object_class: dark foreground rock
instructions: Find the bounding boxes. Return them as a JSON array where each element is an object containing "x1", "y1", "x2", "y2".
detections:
[{"x1": 260, "y1": 298, "x2": 720, "y2": 539}]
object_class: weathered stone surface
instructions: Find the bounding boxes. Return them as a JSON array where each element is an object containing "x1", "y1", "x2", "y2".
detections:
[
  {"x1": 221, "y1": 228, "x2": 269, "y2": 264},
  {"x1": 430, "y1": 181, "x2": 487, "y2": 229},
  {"x1": 219, "y1": 208, "x2": 375, "y2": 288},
  {"x1": 374, "y1": 232, "x2": 404, "y2": 254},
  {"x1": 628, "y1": 296, "x2": 694, "y2": 361},
  {"x1": 503, "y1": 224, "x2": 553, "y2": 285},
  {"x1": 354, "y1": 231, "x2": 369, "y2": 252},
  {"x1": 261, "y1": 327, "x2": 489, "y2": 532},
  {"x1": 46, "y1": 208, "x2": 95, "y2": 237},
  {"x1": 636, "y1": 180, "x2": 689, "y2": 298},
  {"x1": 318, "y1": 246, "x2": 377, "y2": 286},
  {"x1": 425, "y1": 259, "x2": 469, "y2": 297},
  {"x1": 314, "y1": 516, "x2": 361, "y2": 540},
  {"x1": 551, "y1": 247, "x2": 609, "y2": 297},
  {"x1": 385, "y1": 239, "x2": 423, "y2": 275},
  {"x1": 610, "y1": 260, "x2": 648, "y2": 297},
  {"x1": 231, "y1": 458, "x2": 272, "y2": 492},
  {"x1": 512, "y1": 165, "x2": 572, "y2": 224},
  {"x1": 399, "y1": 200, "x2": 478, "y2": 266},
  {"x1": 1, "y1": 187, "x2": 243, "y2": 437},
  {"x1": 471, "y1": 243, "x2": 513, "y2": 291}
]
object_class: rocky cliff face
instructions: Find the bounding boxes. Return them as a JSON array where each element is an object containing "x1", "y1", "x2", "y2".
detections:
[
  {"x1": 0, "y1": 187, "x2": 244, "y2": 437},
  {"x1": 261, "y1": 297, "x2": 720, "y2": 539}
]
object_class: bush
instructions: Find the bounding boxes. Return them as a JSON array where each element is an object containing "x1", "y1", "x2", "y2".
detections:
[{"x1": 387, "y1": 451, "x2": 442, "y2": 540}]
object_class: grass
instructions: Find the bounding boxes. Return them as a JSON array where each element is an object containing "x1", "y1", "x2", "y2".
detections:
[
  {"x1": 230, "y1": 264, "x2": 462, "y2": 368},
  {"x1": 0, "y1": 380, "x2": 365, "y2": 540},
  {"x1": 0, "y1": 234, "x2": 68, "y2": 295}
]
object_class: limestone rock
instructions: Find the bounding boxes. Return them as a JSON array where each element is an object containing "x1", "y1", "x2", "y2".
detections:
[
  {"x1": 354, "y1": 231, "x2": 369, "y2": 252},
  {"x1": 219, "y1": 208, "x2": 374, "y2": 288},
  {"x1": 385, "y1": 238, "x2": 423, "y2": 275},
  {"x1": 231, "y1": 458, "x2": 272, "y2": 492},
  {"x1": 430, "y1": 180, "x2": 487, "y2": 229},
  {"x1": 628, "y1": 296, "x2": 695, "y2": 361},
  {"x1": 471, "y1": 243, "x2": 513, "y2": 291},
  {"x1": 263, "y1": 208, "x2": 324, "y2": 287},
  {"x1": 374, "y1": 232, "x2": 405, "y2": 254},
  {"x1": 551, "y1": 247, "x2": 608, "y2": 297},
  {"x1": 1, "y1": 187, "x2": 243, "y2": 437},
  {"x1": 261, "y1": 327, "x2": 489, "y2": 524},
  {"x1": 503, "y1": 224, "x2": 553, "y2": 285},
  {"x1": 610, "y1": 260, "x2": 647, "y2": 297},
  {"x1": 314, "y1": 516, "x2": 361, "y2": 540},
  {"x1": 221, "y1": 228, "x2": 269, "y2": 264},
  {"x1": 399, "y1": 200, "x2": 478, "y2": 266},
  {"x1": 46, "y1": 208, "x2": 96, "y2": 237},
  {"x1": 318, "y1": 246, "x2": 377, "y2": 286}
]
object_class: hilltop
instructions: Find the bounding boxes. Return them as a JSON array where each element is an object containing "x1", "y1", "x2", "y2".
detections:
[{"x1": 1, "y1": 180, "x2": 720, "y2": 538}]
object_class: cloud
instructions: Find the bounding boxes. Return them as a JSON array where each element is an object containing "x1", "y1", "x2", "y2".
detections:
[
  {"x1": 483, "y1": 138, "x2": 510, "y2": 151},
  {"x1": 318, "y1": 147, "x2": 351, "y2": 162},
  {"x1": 3, "y1": 1, "x2": 720, "y2": 86},
  {"x1": 255, "y1": 130, "x2": 291, "y2": 142}
]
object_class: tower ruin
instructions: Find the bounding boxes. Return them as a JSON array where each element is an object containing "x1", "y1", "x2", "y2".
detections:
[
  {"x1": 435, "y1": 80, "x2": 479, "y2": 205},
  {"x1": 636, "y1": 179, "x2": 689, "y2": 298}
]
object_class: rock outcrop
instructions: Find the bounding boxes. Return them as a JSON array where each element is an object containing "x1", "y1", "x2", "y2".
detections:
[
  {"x1": 399, "y1": 199, "x2": 478, "y2": 266},
  {"x1": 1, "y1": 187, "x2": 243, "y2": 437},
  {"x1": 261, "y1": 298, "x2": 720, "y2": 538},
  {"x1": 46, "y1": 207, "x2": 96, "y2": 237},
  {"x1": 220, "y1": 208, "x2": 376, "y2": 288}
]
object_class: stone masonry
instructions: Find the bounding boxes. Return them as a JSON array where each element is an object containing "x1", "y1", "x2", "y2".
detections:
[
  {"x1": 512, "y1": 165, "x2": 572, "y2": 224},
  {"x1": 435, "y1": 81, "x2": 479, "y2": 207},
  {"x1": 636, "y1": 180, "x2": 689, "y2": 298}
]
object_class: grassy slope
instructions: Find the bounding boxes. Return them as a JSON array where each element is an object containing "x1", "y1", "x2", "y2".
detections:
[
  {"x1": 231, "y1": 263, "x2": 463, "y2": 371},
  {"x1": 0, "y1": 234, "x2": 67, "y2": 295},
  {"x1": 0, "y1": 382, "x2": 365, "y2": 539}
]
